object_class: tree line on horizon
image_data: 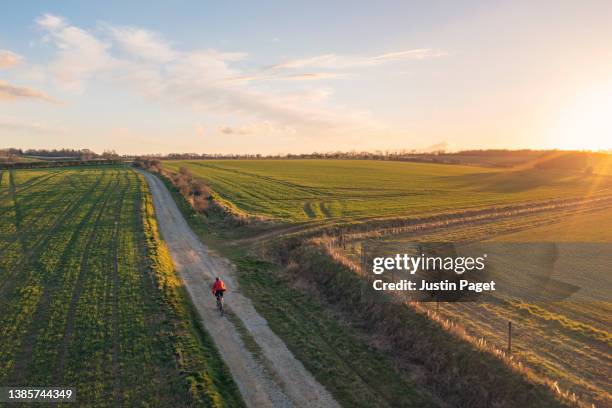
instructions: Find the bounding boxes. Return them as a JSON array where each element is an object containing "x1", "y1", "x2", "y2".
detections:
[
  {"x1": 3, "y1": 147, "x2": 610, "y2": 167},
  {"x1": 144, "y1": 148, "x2": 609, "y2": 160},
  {"x1": 0, "y1": 148, "x2": 121, "y2": 162}
]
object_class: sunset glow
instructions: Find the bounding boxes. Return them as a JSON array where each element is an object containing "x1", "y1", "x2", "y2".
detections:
[
  {"x1": 550, "y1": 82, "x2": 612, "y2": 151},
  {"x1": 2, "y1": 1, "x2": 612, "y2": 154}
]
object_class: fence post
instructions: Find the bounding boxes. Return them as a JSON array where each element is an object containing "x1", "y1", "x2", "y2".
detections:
[{"x1": 508, "y1": 321, "x2": 512, "y2": 354}]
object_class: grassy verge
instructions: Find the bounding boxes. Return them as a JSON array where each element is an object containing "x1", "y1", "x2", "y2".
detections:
[{"x1": 285, "y1": 242, "x2": 579, "y2": 408}]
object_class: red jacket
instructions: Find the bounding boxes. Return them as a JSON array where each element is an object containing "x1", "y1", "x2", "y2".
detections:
[{"x1": 211, "y1": 280, "x2": 226, "y2": 294}]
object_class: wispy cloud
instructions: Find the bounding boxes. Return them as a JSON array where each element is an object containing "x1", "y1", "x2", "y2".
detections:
[
  {"x1": 0, "y1": 50, "x2": 22, "y2": 69},
  {"x1": 220, "y1": 121, "x2": 297, "y2": 135},
  {"x1": 219, "y1": 125, "x2": 252, "y2": 135},
  {"x1": 0, "y1": 80, "x2": 59, "y2": 103},
  {"x1": 226, "y1": 72, "x2": 341, "y2": 83},
  {"x1": 371, "y1": 49, "x2": 448, "y2": 62},
  {"x1": 269, "y1": 48, "x2": 446, "y2": 70},
  {"x1": 282, "y1": 72, "x2": 341, "y2": 81},
  {"x1": 223, "y1": 49, "x2": 445, "y2": 85},
  {"x1": 107, "y1": 26, "x2": 177, "y2": 62}
]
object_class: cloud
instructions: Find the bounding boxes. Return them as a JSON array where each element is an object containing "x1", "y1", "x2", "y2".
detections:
[
  {"x1": 220, "y1": 125, "x2": 251, "y2": 135},
  {"x1": 36, "y1": 14, "x2": 118, "y2": 91},
  {"x1": 223, "y1": 49, "x2": 442, "y2": 84},
  {"x1": 108, "y1": 26, "x2": 177, "y2": 62},
  {"x1": 270, "y1": 48, "x2": 447, "y2": 70},
  {"x1": 220, "y1": 121, "x2": 297, "y2": 135},
  {"x1": 282, "y1": 72, "x2": 341, "y2": 81},
  {"x1": 36, "y1": 14, "x2": 65, "y2": 29},
  {"x1": 0, "y1": 80, "x2": 59, "y2": 103},
  {"x1": 36, "y1": 14, "x2": 432, "y2": 137},
  {"x1": 226, "y1": 72, "x2": 340, "y2": 83},
  {"x1": 0, "y1": 50, "x2": 22, "y2": 69},
  {"x1": 371, "y1": 49, "x2": 448, "y2": 62}
]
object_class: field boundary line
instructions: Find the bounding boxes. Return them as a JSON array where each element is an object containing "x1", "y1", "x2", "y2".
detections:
[
  {"x1": 343, "y1": 194, "x2": 612, "y2": 241},
  {"x1": 237, "y1": 193, "x2": 612, "y2": 245}
]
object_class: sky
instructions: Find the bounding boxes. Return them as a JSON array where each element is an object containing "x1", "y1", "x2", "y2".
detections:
[{"x1": 1, "y1": 0, "x2": 612, "y2": 155}]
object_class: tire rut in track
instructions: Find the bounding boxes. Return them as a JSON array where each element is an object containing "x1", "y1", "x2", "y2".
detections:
[{"x1": 318, "y1": 202, "x2": 332, "y2": 218}]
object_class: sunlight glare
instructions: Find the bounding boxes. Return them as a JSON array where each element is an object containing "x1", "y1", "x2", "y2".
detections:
[{"x1": 551, "y1": 81, "x2": 612, "y2": 151}]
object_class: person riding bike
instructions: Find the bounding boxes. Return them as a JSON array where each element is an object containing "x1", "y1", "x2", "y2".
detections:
[{"x1": 211, "y1": 277, "x2": 227, "y2": 301}]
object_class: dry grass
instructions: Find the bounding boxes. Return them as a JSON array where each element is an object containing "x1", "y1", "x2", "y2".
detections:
[{"x1": 307, "y1": 235, "x2": 588, "y2": 408}]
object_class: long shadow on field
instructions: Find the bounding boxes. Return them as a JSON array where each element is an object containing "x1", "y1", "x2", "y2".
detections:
[{"x1": 8, "y1": 170, "x2": 27, "y2": 254}]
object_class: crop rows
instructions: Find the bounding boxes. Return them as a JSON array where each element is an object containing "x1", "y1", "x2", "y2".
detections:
[
  {"x1": 161, "y1": 159, "x2": 611, "y2": 406},
  {"x1": 164, "y1": 159, "x2": 612, "y2": 221},
  {"x1": 0, "y1": 167, "x2": 241, "y2": 407}
]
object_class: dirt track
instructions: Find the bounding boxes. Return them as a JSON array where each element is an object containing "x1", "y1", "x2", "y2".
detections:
[{"x1": 140, "y1": 170, "x2": 339, "y2": 408}]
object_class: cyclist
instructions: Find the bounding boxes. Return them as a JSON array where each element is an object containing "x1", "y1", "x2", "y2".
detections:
[{"x1": 211, "y1": 277, "x2": 227, "y2": 303}]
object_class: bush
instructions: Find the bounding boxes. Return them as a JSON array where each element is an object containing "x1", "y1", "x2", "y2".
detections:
[
  {"x1": 191, "y1": 180, "x2": 211, "y2": 197},
  {"x1": 193, "y1": 195, "x2": 210, "y2": 213}
]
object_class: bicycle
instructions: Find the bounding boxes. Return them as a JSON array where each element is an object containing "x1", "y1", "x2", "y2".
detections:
[{"x1": 215, "y1": 292, "x2": 224, "y2": 317}]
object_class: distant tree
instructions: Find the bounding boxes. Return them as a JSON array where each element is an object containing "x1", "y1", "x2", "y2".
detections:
[{"x1": 101, "y1": 149, "x2": 119, "y2": 159}]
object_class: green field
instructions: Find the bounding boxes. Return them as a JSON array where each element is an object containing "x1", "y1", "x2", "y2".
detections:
[
  {"x1": 0, "y1": 167, "x2": 241, "y2": 407},
  {"x1": 163, "y1": 160, "x2": 612, "y2": 221},
  {"x1": 160, "y1": 159, "x2": 611, "y2": 406}
]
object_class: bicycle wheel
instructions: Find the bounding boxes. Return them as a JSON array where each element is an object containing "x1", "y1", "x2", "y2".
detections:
[{"x1": 216, "y1": 297, "x2": 224, "y2": 317}]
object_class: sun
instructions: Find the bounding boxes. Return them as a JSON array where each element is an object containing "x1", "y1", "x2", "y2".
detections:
[{"x1": 550, "y1": 81, "x2": 612, "y2": 151}]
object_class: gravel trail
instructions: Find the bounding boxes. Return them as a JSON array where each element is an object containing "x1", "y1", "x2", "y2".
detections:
[{"x1": 139, "y1": 170, "x2": 340, "y2": 408}]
